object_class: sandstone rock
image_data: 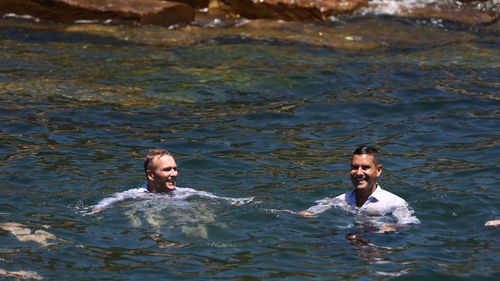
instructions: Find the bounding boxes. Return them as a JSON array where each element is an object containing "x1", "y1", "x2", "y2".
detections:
[
  {"x1": 362, "y1": 0, "x2": 498, "y2": 25},
  {"x1": 397, "y1": 4, "x2": 498, "y2": 25},
  {"x1": 456, "y1": 0, "x2": 490, "y2": 3},
  {"x1": 164, "y1": 0, "x2": 210, "y2": 9},
  {"x1": 0, "y1": 222, "x2": 61, "y2": 247},
  {"x1": 0, "y1": 0, "x2": 195, "y2": 26},
  {"x1": 216, "y1": 0, "x2": 368, "y2": 21}
]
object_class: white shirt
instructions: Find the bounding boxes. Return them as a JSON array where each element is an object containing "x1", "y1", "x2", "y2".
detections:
[
  {"x1": 305, "y1": 184, "x2": 419, "y2": 224},
  {"x1": 341, "y1": 184, "x2": 407, "y2": 215},
  {"x1": 89, "y1": 183, "x2": 253, "y2": 212}
]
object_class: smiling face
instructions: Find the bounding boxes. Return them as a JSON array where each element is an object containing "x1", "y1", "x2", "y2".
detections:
[
  {"x1": 146, "y1": 154, "x2": 178, "y2": 193},
  {"x1": 350, "y1": 153, "x2": 382, "y2": 195}
]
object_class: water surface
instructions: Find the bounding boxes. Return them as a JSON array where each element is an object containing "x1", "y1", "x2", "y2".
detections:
[{"x1": 0, "y1": 14, "x2": 499, "y2": 280}]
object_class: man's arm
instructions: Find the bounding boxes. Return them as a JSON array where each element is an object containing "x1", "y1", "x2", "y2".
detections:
[
  {"x1": 84, "y1": 187, "x2": 146, "y2": 216},
  {"x1": 295, "y1": 197, "x2": 340, "y2": 217},
  {"x1": 188, "y1": 189, "x2": 254, "y2": 205},
  {"x1": 376, "y1": 204, "x2": 420, "y2": 233},
  {"x1": 83, "y1": 207, "x2": 103, "y2": 216}
]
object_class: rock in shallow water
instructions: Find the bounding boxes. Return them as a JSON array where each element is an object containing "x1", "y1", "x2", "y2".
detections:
[
  {"x1": 0, "y1": 0, "x2": 195, "y2": 26},
  {"x1": 0, "y1": 0, "x2": 497, "y2": 26},
  {"x1": 0, "y1": 268, "x2": 43, "y2": 281},
  {"x1": 0, "y1": 222, "x2": 61, "y2": 247},
  {"x1": 217, "y1": 0, "x2": 369, "y2": 21}
]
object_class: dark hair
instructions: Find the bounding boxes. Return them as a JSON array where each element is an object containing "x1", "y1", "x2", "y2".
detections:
[
  {"x1": 352, "y1": 145, "x2": 379, "y2": 165},
  {"x1": 144, "y1": 148, "x2": 172, "y2": 174}
]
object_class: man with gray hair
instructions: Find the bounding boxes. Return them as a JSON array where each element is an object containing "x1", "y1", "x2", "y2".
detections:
[
  {"x1": 143, "y1": 148, "x2": 179, "y2": 193},
  {"x1": 86, "y1": 148, "x2": 253, "y2": 215}
]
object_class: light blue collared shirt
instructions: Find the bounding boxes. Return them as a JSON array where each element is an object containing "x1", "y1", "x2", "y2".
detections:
[
  {"x1": 342, "y1": 184, "x2": 407, "y2": 215},
  {"x1": 305, "y1": 184, "x2": 419, "y2": 224}
]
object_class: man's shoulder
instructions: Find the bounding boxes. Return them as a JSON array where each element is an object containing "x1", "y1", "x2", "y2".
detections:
[
  {"x1": 334, "y1": 190, "x2": 350, "y2": 200},
  {"x1": 376, "y1": 186, "x2": 407, "y2": 205},
  {"x1": 335, "y1": 189, "x2": 356, "y2": 206}
]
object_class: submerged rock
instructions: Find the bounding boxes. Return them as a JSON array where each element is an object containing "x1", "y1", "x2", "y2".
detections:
[
  {"x1": 0, "y1": 268, "x2": 43, "y2": 280},
  {"x1": 0, "y1": 222, "x2": 61, "y2": 247},
  {"x1": 0, "y1": 0, "x2": 195, "y2": 26}
]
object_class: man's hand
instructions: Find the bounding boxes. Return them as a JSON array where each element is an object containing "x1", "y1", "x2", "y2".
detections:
[
  {"x1": 378, "y1": 224, "x2": 397, "y2": 233},
  {"x1": 378, "y1": 223, "x2": 409, "y2": 233},
  {"x1": 296, "y1": 210, "x2": 314, "y2": 217},
  {"x1": 485, "y1": 220, "x2": 500, "y2": 227},
  {"x1": 83, "y1": 207, "x2": 102, "y2": 216}
]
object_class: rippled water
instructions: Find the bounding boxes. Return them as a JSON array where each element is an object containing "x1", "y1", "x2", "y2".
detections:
[{"x1": 0, "y1": 15, "x2": 499, "y2": 280}]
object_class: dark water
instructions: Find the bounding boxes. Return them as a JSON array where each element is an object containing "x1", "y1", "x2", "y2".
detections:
[{"x1": 0, "y1": 15, "x2": 499, "y2": 280}]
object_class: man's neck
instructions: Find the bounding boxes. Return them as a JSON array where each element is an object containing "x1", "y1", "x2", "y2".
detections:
[
  {"x1": 355, "y1": 183, "x2": 378, "y2": 207},
  {"x1": 146, "y1": 183, "x2": 174, "y2": 193}
]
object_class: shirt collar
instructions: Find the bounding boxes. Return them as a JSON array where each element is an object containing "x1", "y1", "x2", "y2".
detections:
[
  {"x1": 347, "y1": 183, "x2": 382, "y2": 207},
  {"x1": 368, "y1": 184, "x2": 383, "y2": 202}
]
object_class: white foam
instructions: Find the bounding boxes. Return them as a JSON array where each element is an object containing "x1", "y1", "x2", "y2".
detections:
[
  {"x1": 87, "y1": 185, "x2": 254, "y2": 214},
  {"x1": 303, "y1": 196, "x2": 420, "y2": 226},
  {"x1": 360, "y1": 0, "x2": 442, "y2": 16},
  {"x1": 2, "y1": 13, "x2": 40, "y2": 22}
]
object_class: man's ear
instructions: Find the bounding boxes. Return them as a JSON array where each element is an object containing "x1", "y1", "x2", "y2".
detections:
[
  {"x1": 146, "y1": 169, "x2": 154, "y2": 181},
  {"x1": 376, "y1": 164, "x2": 383, "y2": 177}
]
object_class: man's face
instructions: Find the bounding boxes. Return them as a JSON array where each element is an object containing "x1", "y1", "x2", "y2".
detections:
[
  {"x1": 350, "y1": 154, "x2": 382, "y2": 192},
  {"x1": 147, "y1": 155, "x2": 178, "y2": 192}
]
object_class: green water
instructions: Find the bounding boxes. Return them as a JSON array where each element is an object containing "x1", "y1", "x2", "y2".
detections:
[{"x1": 0, "y1": 16, "x2": 499, "y2": 280}]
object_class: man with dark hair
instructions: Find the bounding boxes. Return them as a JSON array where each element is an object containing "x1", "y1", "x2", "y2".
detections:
[{"x1": 297, "y1": 145, "x2": 418, "y2": 230}]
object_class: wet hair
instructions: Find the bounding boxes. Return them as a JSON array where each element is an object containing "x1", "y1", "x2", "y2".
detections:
[
  {"x1": 144, "y1": 148, "x2": 172, "y2": 174},
  {"x1": 352, "y1": 145, "x2": 380, "y2": 165}
]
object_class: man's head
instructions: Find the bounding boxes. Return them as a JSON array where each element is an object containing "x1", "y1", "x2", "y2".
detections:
[
  {"x1": 350, "y1": 145, "x2": 382, "y2": 195},
  {"x1": 144, "y1": 148, "x2": 178, "y2": 193}
]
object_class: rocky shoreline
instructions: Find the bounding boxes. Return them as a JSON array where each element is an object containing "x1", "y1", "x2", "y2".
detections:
[{"x1": 0, "y1": 0, "x2": 498, "y2": 27}]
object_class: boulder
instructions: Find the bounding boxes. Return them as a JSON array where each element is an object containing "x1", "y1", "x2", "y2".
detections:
[
  {"x1": 395, "y1": 4, "x2": 498, "y2": 25},
  {"x1": 164, "y1": 0, "x2": 210, "y2": 9},
  {"x1": 216, "y1": 0, "x2": 368, "y2": 21},
  {"x1": 0, "y1": 0, "x2": 195, "y2": 26}
]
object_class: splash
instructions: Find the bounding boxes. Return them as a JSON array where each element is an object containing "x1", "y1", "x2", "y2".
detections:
[
  {"x1": 84, "y1": 185, "x2": 253, "y2": 238},
  {"x1": 363, "y1": 0, "x2": 441, "y2": 15},
  {"x1": 358, "y1": 0, "x2": 440, "y2": 15}
]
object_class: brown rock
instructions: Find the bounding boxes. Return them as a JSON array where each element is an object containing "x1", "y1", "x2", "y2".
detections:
[
  {"x1": 164, "y1": 0, "x2": 210, "y2": 9},
  {"x1": 397, "y1": 4, "x2": 498, "y2": 25},
  {"x1": 456, "y1": 0, "x2": 490, "y2": 3},
  {"x1": 217, "y1": 0, "x2": 368, "y2": 21},
  {"x1": 0, "y1": 0, "x2": 195, "y2": 26}
]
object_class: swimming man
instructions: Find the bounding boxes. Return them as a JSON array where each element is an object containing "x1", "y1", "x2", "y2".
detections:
[
  {"x1": 85, "y1": 148, "x2": 253, "y2": 215},
  {"x1": 296, "y1": 145, "x2": 418, "y2": 232}
]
